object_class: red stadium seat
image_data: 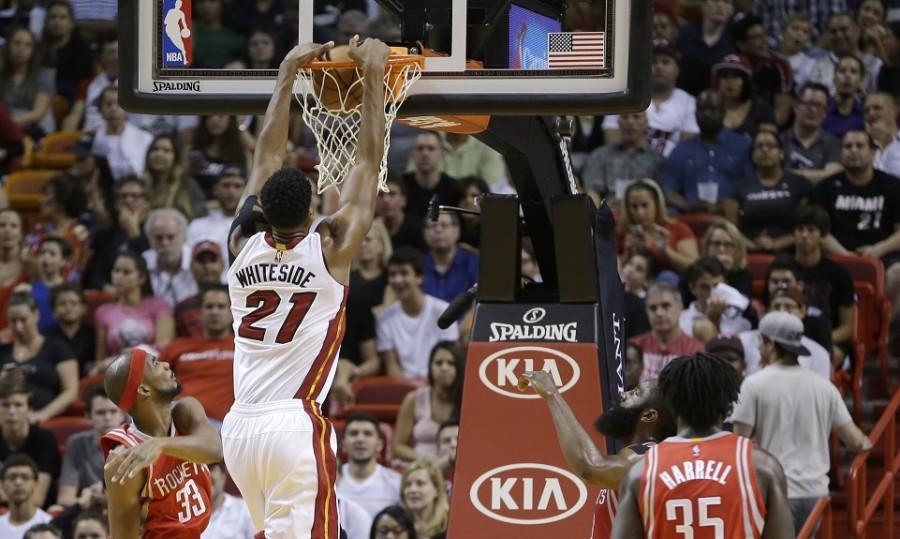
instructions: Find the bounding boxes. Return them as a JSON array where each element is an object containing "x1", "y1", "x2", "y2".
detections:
[
  {"x1": 63, "y1": 373, "x2": 106, "y2": 417},
  {"x1": 83, "y1": 290, "x2": 114, "y2": 326},
  {"x1": 352, "y1": 376, "x2": 426, "y2": 406},
  {"x1": 40, "y1": 416, "x2": 91, "y2": 454},
  {"x1": 746, "y1": 253, "x2": 774, "y2": 301},
  {"x1": 674, "y1": 213, "x2": 724, "y2": 239},
  {"x1": 830, "y1": 254, "x2": 886, "y2": 296},
  {"x1": 335, "y1": 403, "x2": 402, "y2": 425},
  {"x1": 31, "y1": 130, "x2": 81, "y2": 170}
]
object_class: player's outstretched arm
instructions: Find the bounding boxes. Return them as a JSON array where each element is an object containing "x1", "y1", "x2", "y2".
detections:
[
  {"x1": 106, "y1": 398, "x2": 223, "y2": 485},
  {"x1": 104, "y1": 450, "x2": 144, "y2": 539},
  {"x1": 610, "y1": 459, "x2": 645, "y2": 539},
  {"x1": 754, "y1": 447, "x2": 795, "y2": 539},
  {"x1": 238, "y1": 41, "x2": 334, "y2": 211},
  {"x1": 322, "y1": 36, "x2": 390, "y2": 272},
  {"x1": 518, "y1": 371, "x2": 640, "y2": 489}
]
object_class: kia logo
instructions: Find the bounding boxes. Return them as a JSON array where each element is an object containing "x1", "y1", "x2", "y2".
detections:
[
  {"x1": 469, "y1": 463, "x2": 588, "y2": 525},
  {"x1": 522, "y1": 307, "x2": 546, "y2": 324},
  {"x1": 478, "y1": 346, "x2": 580, "y2": 399}
]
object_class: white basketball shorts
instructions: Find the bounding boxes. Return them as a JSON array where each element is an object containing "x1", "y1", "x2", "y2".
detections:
[{"x1": 222, "y1": 399, "x2": 339, "y2": 539}]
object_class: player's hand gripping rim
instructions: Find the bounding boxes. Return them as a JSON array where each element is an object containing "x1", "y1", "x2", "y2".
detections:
[
  {"x1": 347, "y1": 35, "x2": 390, "y2": 72},
  {"x1": 279, "y1": 41, "x2": 336, "y2": 76}
]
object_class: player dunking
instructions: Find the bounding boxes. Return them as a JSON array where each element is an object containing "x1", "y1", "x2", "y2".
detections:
[
  {"x1": 102, "y1": 348, "x2": 223, "y2": 538},
  {"x1": 612, "y1": 353, "x2": 794, "y2": 538},
  {"x1": 222, "y1": 37, "x2": 390, "y2": 538},
  {"x1": 518, "y1": 371, "x2": 676, "y2": 537}
]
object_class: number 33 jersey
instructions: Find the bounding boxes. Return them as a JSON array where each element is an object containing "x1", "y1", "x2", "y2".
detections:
[
  {"x1": 102, "y1": 424, "x2": 213, "y2": 538},
  {"x1": 227, "y1": 228, "x2": 348, "y2": 405},
  {"x1": 639, "y1": 431, "x2": 766, "y2": 539}
]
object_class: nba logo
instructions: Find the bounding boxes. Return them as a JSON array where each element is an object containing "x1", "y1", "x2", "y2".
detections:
[{"x1": 162, "y1": 0, "x2": 193, "y2": 67}]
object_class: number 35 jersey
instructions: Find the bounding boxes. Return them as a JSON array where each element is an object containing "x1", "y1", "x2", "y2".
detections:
[
  {"x1": 227, "y1": 227, "x2": 348, "y2": 405},
  {"x1": 101, "y1": 424, "x2": 213, "y2": 538},
  {"x1": 639, "y1": 432, "x2": 766, "y2": 539}
]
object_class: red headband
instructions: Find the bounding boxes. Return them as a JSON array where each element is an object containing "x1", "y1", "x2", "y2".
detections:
[{"x1": 115, "y1": 348, "x2": 147, "y2": 412}]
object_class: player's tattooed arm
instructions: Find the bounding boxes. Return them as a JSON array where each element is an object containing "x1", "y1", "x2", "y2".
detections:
[
  {"x1": 519, "y1": 370, "x2": 641, "y2": 489},
  {"x1": 105, "y1": 447, "x2": 145, "y2": 539},
  {"x1": 609, "y1": 459, "x2": 644, "y2": 538}
]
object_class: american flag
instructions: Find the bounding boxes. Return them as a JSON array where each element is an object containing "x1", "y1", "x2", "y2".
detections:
[{"x1": 547, "y1": 32, "x2": 605, "y2": 69}]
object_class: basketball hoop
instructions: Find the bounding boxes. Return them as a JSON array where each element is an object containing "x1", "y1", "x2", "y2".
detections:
[{"x1": 295, "y1": 52, "x2": 424, "y2": 194}]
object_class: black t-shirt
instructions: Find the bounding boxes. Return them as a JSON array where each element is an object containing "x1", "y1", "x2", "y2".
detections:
[
  {"x1": 727, "y1": 268, "x2": 753, "y2": 299},
  {"x1": 389, "y1": 214, "x2": 427, "y2": 253},
  {"x1": 732, "y1": 100, "x2": 776, "y2": 138},
  {"x1": 0, "y1": 338, "x2": 74, "y2": 410},
  {"x1": 402, "y1": 172, "x2": 463, "y2": 225},
  {"x1": 812, "y1": 170, "x2": 900, "y2": 252},
  {"x1": 737, "y1": 173, "x2": 812, "y2": 239},
  {"x1": 84, "y1": 226, "x2": 150, "y2": 290},
  {"x1": 797, "y1": 256, "x2": 856, "y2": 329},
  {"x1": 0, "y1": 424, "x2": 61, "y2": 477},
  {"x1": 804, "y1": 314, "x2": 834, "y2": 352},
  {"x1": 342, "y1": 271, "x2": 385, "y2": 365},
  {"x1": 41, "y1": 324, "x2": 96, "y2": 378}
]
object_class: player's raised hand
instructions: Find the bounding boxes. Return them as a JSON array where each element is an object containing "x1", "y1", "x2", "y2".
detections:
[
  {"x1": 348, "y1": 35, "x2": 390, "y2": 71},
  {"x1": 280, "y1": 41, "x2": 335, "y2": 74},
  {"x1": 517, "y1": 370, "x2": 560, "y2": 400},
  {"x1": 105, "y1": 439, "x2": 165, "y2": 484}
]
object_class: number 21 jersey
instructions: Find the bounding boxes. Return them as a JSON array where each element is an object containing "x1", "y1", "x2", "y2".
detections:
[
  {"x1": 227, "y1": 228, "x2": 348, "y2": 404},
  {"x1": 639, "y1": 432, "x2": 766, "y2": 538}
]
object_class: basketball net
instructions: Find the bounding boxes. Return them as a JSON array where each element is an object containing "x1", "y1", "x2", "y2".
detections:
[{"x1": 295, "y1": 55, "x2": 423, "y2": 194}]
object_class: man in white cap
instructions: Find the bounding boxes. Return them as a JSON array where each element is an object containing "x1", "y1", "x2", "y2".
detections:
[{"x1": 732, "y1": 311, "x2": 871, "y2": 533}]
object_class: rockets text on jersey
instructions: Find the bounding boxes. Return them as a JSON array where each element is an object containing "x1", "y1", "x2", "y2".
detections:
[
  {"x1": 639, "y1": 431, "x2": 765, "y2": 539},
  {"x1": 101, "y1": 424, "x2": 213, "y2": 539}
]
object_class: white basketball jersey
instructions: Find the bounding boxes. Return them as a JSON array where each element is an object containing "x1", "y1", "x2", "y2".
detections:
[{"x1": 227, "y1": 225, "x2": 347, "y2": 404}]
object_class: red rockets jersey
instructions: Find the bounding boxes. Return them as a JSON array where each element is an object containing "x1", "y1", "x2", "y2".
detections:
[
  {"x1": 639, "y1": 432, "x2": 765, "y2": 538},
  {"x1": 591, "y1": 441, "x2": 652, "y2": 538},
  {"x1": 102, "y1": 423, "x2": 213, "y2": 539}
]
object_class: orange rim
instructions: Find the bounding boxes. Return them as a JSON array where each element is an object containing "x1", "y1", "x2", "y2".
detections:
[{"x1": 304, "y1": 54, "x2": 425, "y2": 71}]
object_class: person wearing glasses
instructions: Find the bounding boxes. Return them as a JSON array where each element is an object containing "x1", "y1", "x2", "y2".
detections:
[
  {"x1": 781, "y1": 82, "x2": 843, "y2": 184},
  {"x1": 728, "y1": 130, "x2": 812, "y2": 253}
]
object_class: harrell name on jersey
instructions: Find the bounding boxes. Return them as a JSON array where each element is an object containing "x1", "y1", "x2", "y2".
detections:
[
  {"x1": 639, "y1": 431, "x2": 766, "y2": 539},
  {"x1": 101, "y1": 424, "x2": 213, "y2": 538},
  {"x1": 227, "y1": 227, "x2": 348, "y2": 404}
]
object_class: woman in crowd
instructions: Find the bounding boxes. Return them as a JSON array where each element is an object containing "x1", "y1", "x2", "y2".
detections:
[
  {"x1": 620, "y1": 179, "x2": 699, "y2": 275},
  {"x1": 729, "y1": 131, "x2": 811, "y2": 253},
  {"x1": 712, "y1": 54, "x2": 776, "y2": 137},
  {"x1": 190, "y1": 115, "x2": 252, "y2": 198},
  {"x1": 41, "y1": 0, "x2": 93, "y2": 103},
  {"x1": 93, "y1": 251, "x2": 173, "y2": 373},
  {"x1": 0, "y1": 290, "x2": 77, "y2": 421},
  {"x1": 394, "y1": 342, "x2": 464, "y2": 465},
  {"x1": 371, "y1": 505, "x2": 419, "y2": 539},
  {"x1": 700, "y1": 221, "x2": 753, "y2": 298},
  {"x1": 0, "y1": 26, "x2": 54, "y2": 137},
  {"x1": 0, "y1": 209, "x2": 28, "y2": 332},
  {"x1": 24, "y1": 174, "x2": 89, "y2": 281},
  {"x1": 401, "y1": 460, "x2": 449, "y2": 539},
  {"x1": 457, "y1": 176, "x2": 489, "y2": 249},
  {"x1": 91, "y1": 86, "x2": 154, "y2": 180},
  {"x1": 245, "y1": 28, "x2": 279, "y2": 69},
  {"x1": 144, "y1": 134, "x2": 207, "y2": 220}
]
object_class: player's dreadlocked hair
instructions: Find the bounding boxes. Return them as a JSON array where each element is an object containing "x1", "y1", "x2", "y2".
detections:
[
  {"x1": 657, "y1": 353, "x2": 741, "y2": 432},
  {"x1": 260, "y1": 168, "x2": 312, "y2": 230}
]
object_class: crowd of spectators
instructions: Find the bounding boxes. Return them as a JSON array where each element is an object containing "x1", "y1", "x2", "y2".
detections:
[{"x1": 0, "y1": 0, "x2": 894, "y2": 537}]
